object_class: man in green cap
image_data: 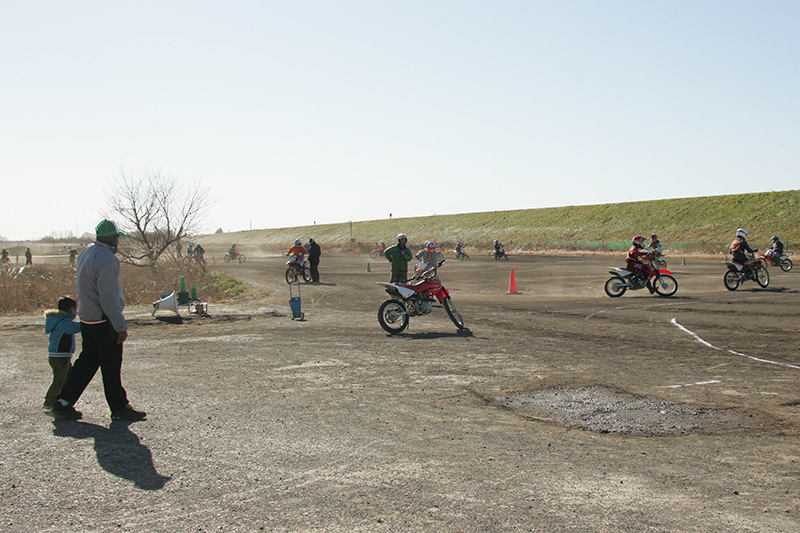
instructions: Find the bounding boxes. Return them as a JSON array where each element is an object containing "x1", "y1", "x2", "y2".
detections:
[{"x1": 52, "y1": 219, "x2": 146, "y2": 421}]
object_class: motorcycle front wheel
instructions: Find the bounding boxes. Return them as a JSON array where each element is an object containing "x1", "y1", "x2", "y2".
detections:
[
  {"x1": 653, "y1": 274, "x2": 678, "y2": 297},
  {"x1": 223, "y1": 254, "x2": 231, "y2": 263},
  {"x1": 780, "y1": 259, "x2": 792, "y2": 272},
  {"x1": 378, "y1": 300, "x2": 409, "y2": 334},
  {"x1": 238, "y1": 254, "x2": 246, "y2": 264},
  {"x1": 443, "y1": 296, "x2": 465, "y2": 330},
  {"x1": 285, "y1": 267, "x2": 297, "y2": 284},
  {"x1": 604, "y1": 276, "x2": 627, "y2": 297},
  {"x1": 723, "y1": 270, "x2": 739, "y2": 291},
  {"x1": 756, "y1": 266, "x2": 770, "y2": 288}
]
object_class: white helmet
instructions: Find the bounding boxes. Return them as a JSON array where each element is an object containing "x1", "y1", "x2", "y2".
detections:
[
  {"x1": 736, "y1": 228, "x2": 748, "y2": 238},
  {"x1": 397, "y1": 233, "x2": 407, "y2": 242},
  {"x1": 295, "y1": 239, "x2": 302, "y2": 246}
]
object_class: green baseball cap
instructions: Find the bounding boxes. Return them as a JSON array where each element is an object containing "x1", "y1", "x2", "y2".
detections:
[{"x1": 95, "y1": 219, "x2": 127, "y2": 237}]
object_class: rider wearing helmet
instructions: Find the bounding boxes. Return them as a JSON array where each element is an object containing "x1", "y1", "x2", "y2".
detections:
[
  {"x1": 415, "y1": 240, "x2": 444, "y2": 275},
  {"x1": 765, "y1": 235, "x2": 784, "y2": 261},
  {"x1": 384, "y1": 233, "x2": 413, "y2": 283},
  {"x1": 626, "y1": 235, "x2": 656, "y2": 293},
  {"x1": 729, "y1": 228, "x2": 756, "y2": 269},
  {"x1": 287, "y1": 239, "x2": 307, "y2": 265},
  {"x1": 646, "y1": 234, "x2": 663, "y2": 255}
]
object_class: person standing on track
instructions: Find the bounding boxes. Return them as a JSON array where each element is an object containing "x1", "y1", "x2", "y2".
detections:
[
  {"x1": 384, "y1": 233, "x2": 413, "y2": 283},
  {"x1": 307, "y1": 238, "x2": 321, "y2": 283}
]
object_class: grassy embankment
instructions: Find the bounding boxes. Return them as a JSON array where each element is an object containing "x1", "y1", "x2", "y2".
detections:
[{"x1": 199, "y1": 190, "x2": 800, "y2": 256}]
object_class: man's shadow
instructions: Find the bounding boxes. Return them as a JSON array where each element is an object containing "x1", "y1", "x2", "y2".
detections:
[{"x1": 52, "y1": 419, "x2": 171, "y2": 490}]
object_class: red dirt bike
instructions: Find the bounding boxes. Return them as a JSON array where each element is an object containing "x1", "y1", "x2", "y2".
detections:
[
  {"x1": 757, "y1": 251, "x2": 793, "y2": 272},
  {"x1": 376, "y1": 261, "x2": 465, "y2": 334},
  {"x1": 604, "y1": 257, "x2": 678, "y2": 297},
  {"x1": 224, "y1": 250, "x2": 246, "y2": 263},
  {"x1": 723, "y1": 252, "x2": 769, "y2": 290}
]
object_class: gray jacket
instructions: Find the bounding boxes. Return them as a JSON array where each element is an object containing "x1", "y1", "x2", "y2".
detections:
[{"x1": 76, "y1": 241, "x2": 127, "y2": 332}]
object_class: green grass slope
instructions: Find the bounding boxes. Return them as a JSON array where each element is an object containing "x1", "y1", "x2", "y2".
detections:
[{"x1": 200, "y1": 190, "x2": 799, "y2": 254}]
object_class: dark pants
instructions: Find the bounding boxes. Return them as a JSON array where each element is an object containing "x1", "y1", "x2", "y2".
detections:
[
  {"x1": 58, "y1": 322, "x2": 128, "y2": 411},
  {"x1": 390, "y1": 269, "x2": 408, "y2": 283},
  {"x1": 309, "y1": 258, "x2": 320, "y2": 282},
  {"x1": 45, "y1": 358, "x2": 72, "y2": 407}
]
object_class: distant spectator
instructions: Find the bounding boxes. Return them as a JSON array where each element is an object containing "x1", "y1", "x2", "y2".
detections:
[{"x1": 25, "y1": 248, "x2": 32, "y2": 265}]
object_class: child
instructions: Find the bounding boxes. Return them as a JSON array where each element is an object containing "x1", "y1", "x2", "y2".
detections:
[{"x1": 43, "y1": 296, "x2": 81, "y2": 410}]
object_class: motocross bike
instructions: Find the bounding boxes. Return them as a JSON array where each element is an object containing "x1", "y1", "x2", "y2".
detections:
[
  {"x1": 757, "y1": 251, "x2": 793, "y2": 272},
  {"x1": 454, "y1": 249, "x2": 470, "y2": 261},
  {"x1": 285, "y1": 257, "x2": 312, "y2": 284},
  {"x1": 376, "y1": 261, "x2": 465, "y2": 334},
  {"x1": 224, "y1": 251, "x2": 246, "y2": 263},
  {"x1": 490, "y1": 247, "x2": 508, "y2": 260},
  {"x1": 370, "y1": 247, "x2": 386, "y2": 259},
  {"x1": 604, "y1": 258, "x2": 678, "y2": 298},
  {"x1": 723, "y1": 252, "x2": 769, "y2": 290}
]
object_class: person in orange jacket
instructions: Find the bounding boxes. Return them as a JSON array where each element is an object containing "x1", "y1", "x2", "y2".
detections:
[{"x1": 287, "y1": 239, "x2": 307, "y2": 267}]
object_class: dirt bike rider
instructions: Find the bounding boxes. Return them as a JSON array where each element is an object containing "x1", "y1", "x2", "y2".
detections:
[
  {"x1": 1, "y1": 247, "x2": 9, "y2": 263},
  {"x1": 378, "y1": 240, "x2": 386, "y2": 253},
  {"x1": 455, "y1": 241, "x2": 465, "y2": 259},
  {"x1": 414, "y1": 241, "x2": 444, "y2": 279},
  {"x1": 287, "y1": 239, "x2": 308, "y2": 269},
  {"x1": 645, "y1": 234, "x2": 663, "y2": 256},
  {"x1": 626, "y1": 235, "x2": 656, "y2": 293},
  {"x1": 493, "y1": 240, "x2": 504, "y2": 257},
  {"x1": 765, "y1": 235, "x2": 784, "y2": 262},
  {"x1": 729, "y1": 228, "x2": 757, "y2": 274}
]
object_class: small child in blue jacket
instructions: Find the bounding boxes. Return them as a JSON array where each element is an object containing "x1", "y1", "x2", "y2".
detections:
[{"x1": 43, "y1": 296, "x2": 81, "y2": 410}]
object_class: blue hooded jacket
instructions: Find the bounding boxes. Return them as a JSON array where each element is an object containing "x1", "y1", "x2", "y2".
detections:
[{"x1": 44, "y1": 310, "x2": 81, "y2": 357}]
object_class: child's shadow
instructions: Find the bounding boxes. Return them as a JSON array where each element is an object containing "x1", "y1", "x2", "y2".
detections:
[{"x1": 52, "y1": 419, "x2": 171, "y2": 490}]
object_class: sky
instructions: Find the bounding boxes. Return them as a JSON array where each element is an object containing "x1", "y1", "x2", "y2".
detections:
[{"x1": 1, "y1": 1, "x2": 797, "y2": 241}]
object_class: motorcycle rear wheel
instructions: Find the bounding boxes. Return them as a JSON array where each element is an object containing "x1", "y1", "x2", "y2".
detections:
[
  {"x1": 223, "y1": 254, "x2": 231, "y2": 263},
  {"x1": 604, "y1": 276, "x2": 627, "y2": 297},
  {"x1": 301, "y1": 267, "x2": 312, "y2": 283},
  {"x1": 780, "y1": 259, "x2": 792, "y2": 272},
  {"x1": 443, "y1": 297, "x2": 465, "y2": 330},
  {"x1": 723, "y1": 270, "x2": 739, "y2": 291},
  {"x1": 378, "y1": 300, "x2": 409, "y2": 334},
  {"x1": 756, "y1": 266, "x2": 770, "y2": 288},
  {"x1": 653, "y1": 274, "x2": 678, "y2": 297}
]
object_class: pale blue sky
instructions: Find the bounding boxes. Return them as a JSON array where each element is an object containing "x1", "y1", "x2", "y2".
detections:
[{"x1": 1, "y1": 1, "x2": 797, "y2": 241}]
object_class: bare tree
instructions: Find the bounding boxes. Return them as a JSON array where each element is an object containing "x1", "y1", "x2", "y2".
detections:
[{"x1": 107, "y1": 168, "x2": 214, "y2": 266}]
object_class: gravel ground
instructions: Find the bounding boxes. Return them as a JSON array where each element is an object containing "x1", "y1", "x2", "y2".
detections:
[{"x1": 1, "y1": 251, "x2": 799, "y2": 532}]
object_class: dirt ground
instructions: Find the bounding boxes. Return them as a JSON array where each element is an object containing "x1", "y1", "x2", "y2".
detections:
[{"x1": 1, "y1": 248, "x2": 799, "y2": 532}]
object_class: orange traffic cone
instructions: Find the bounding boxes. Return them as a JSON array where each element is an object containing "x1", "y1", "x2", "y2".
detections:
[{"x1": 507, "y1": 269, "x2": 520, "y2": 294}]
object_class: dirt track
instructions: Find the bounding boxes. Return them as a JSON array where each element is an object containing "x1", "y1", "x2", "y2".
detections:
[{"x1": 2, "y1": 250, "x2": 799, "y2": 531}]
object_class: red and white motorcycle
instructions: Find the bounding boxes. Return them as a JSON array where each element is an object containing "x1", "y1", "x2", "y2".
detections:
[
  {"x1": 377, "y1": 261, "x2": 465, "y2": 334},
  {"x1": 604, "y1": 258, "x2": 678, "y2": 298}
]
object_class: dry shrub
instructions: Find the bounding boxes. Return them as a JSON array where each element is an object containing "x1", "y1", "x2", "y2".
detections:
[{"x1": 0, "y1": 261, "x2": 247, "y2": 314}]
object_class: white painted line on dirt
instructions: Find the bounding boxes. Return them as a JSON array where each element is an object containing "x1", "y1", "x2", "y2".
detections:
[
  {"x1": 665, "y1": 380, "x2": 721, "y2": 389},
  {"x1": 671, "y1": 318, "x2": 800, "y2": 370}
]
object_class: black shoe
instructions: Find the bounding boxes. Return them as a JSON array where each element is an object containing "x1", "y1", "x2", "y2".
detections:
[
  {"x1": 111, "y1": 404, "x2": 147, "y2": 421},
  {"x1": 52, "y1": 402, "x2": 82, "y2": 419}
]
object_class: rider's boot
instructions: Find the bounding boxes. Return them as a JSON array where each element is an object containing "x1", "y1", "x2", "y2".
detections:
[{"x1": 647, "y1": 281, "x2": 655, "y2": 294}]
